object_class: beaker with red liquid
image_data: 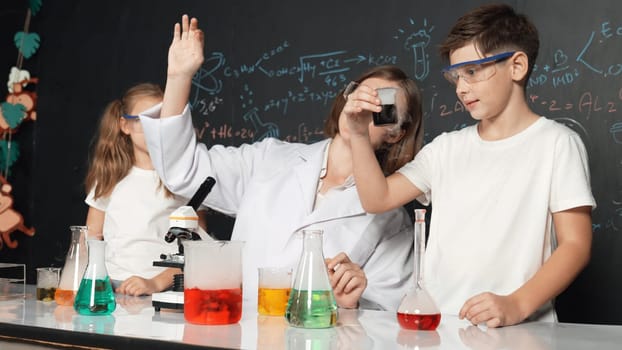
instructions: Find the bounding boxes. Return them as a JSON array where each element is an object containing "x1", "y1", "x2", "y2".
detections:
[
  {"x1": 183, "y1": 240, "x2": 245, "y2": 325},
  {"x1": 397, "y1": 209, "x2": 441, "y2": 331}
]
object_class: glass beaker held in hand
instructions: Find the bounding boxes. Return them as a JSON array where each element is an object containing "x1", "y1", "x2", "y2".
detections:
[
  {"x1": 286, "y1": 229, "x2": 338, "y2": 328},
  {"x1": 55, "y1": 226, "x2": 89, "y2": 306},
  {"x1": 183, "y1": 240, "x2": 245, "y2": 325},
  {"x1": 397, "y1": 209, "x2": 441, "y2": 330},
  {"x1": 74, "y1": 239, "x2": 116, "y2": 315}
]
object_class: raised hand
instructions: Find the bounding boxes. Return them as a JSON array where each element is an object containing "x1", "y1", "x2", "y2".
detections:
[{"x1": 168, "y1": 14, "x2": 204, "y2": 79}]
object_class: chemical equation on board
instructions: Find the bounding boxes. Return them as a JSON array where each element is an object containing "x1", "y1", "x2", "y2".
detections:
[
  {"x1": 283, "y1": 123, "x2": 324, "y2": 143},
  {"x1": 194, "y1": 93, "x2": 280, "y2": 142},
  {"x1": 395, "y1": 18, "x2": 434, "y2": 81},
  {"x1": 195, "y1": 121, "x2": 256, "y2": 142},
  {"x1": 188, "y1": 40, "x2": 399, "y2": 143},
  {"x1": 528, "y1": 19, "x2": 622, "y2": 89},
  {"x1": 528, "y1": 87, "x2": 622, "y2": 120},
  {"x1": 194, "y1": 118, "x2": 325, "y2": 144},
  {"x1": 528, "y1": 50, "x2": 581, "y2": 89},
  {"x1": 213, "y1": 39, "x2": 396, "y2": 85},
  {"x1": 185, "y1": 16, "x2": 439, "y2": 145}
]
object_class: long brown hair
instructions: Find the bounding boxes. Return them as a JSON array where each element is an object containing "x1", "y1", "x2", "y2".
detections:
[
  {"x1": 85, "y1": 83, "x2": 169, "y2": 199},
  {"x1": 324, "y1": 65, "x2": 423, "y2": 174}
]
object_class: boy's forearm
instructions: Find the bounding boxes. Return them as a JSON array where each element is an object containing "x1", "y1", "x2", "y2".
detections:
[{"x1": 512, "y1": 240, "x2": 590, "y2": 319}]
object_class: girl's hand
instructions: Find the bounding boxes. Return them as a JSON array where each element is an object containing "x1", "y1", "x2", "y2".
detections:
[
  {"x1": 167, "y1": 14, "x2": 205, "y2": 79},
  {"x1": 326, "y1": 252, "x2": 367, "y2": 309},
  {"x1": 341, "y1": 83, "x2": 382, "y2": 138},
  {"x1": 116, "y1": 276, "x2": 158, "y2": 296}
]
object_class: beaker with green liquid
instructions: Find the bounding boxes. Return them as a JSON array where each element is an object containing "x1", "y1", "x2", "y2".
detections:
[
  {"x1": 73, "y1": 239, "x2": 116, "y2": 315},
  {"x1": 285, "y1": 229, "x2": 338, "y2": 328}
]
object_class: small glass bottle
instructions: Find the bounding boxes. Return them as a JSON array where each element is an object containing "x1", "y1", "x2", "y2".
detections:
[
  {"x1": 73, "y1": 239, "x2": 116, "y2": 315},
  {"x1": 397, "y1": 209, "x2": 441, "y2": 330},
  {"x1": 285, "y1": 229, "x2": 338, "y2": 328},
  {"x1": 55, "y1": 226, "x2": 89, "y2": 306}
]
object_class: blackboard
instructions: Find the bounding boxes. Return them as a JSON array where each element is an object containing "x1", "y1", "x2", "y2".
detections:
[{"x1": 2, "y1": 0, "x2": 620, "y2": 324}]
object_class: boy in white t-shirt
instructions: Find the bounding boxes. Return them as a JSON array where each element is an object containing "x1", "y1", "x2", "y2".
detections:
[{"x1": 346, "y1": 4, "x2": 595, "y2": 327}]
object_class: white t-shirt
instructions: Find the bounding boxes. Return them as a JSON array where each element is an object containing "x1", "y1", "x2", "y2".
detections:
[
  {"x1": 85, "y1": 167, "x2": 187, "y2": 280},
  {"x1": 398, "y1": 117, "x2": 596, "y2": 320}
]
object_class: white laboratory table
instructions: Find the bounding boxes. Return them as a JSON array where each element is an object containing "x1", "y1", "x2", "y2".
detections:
[{"x1": 1, "y1": 285, "x2": 622, "y2": 349}]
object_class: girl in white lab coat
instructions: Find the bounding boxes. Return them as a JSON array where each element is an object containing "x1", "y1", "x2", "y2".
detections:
[{"x1": 140, "y1": 15, "x2": 424, "y2": 310}]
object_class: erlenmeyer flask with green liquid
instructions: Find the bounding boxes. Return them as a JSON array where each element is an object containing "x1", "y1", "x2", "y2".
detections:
[
  {"x1": 73, "y1": 239, "x2": 116, "y2": 315},
  {"x1": 285, "y1": 229, "x2": 338, "y2": 328}
]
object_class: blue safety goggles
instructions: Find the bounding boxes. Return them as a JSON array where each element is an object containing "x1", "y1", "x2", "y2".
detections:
[{"x1": 442, "y1": 51, "x2": 516, "y2": 85}]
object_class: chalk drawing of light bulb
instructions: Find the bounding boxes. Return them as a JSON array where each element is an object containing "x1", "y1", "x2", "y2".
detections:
[{"x1": 242, "y1": 107, "x2": 280, "y2": 141}]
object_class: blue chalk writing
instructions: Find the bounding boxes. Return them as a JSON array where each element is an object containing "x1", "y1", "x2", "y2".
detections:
[
  {"x1": 576, "y1": 20, "x2": 622, "y2": 77},
  {"x1": 396, "y1": 18, "x2": 434, "y2": 81},
  {"x1": 243, "y1": 108, "x2": 279, "y2": 141},
  {"x1": 611, "y1": 122, "x2": 622, "y2": 144}
]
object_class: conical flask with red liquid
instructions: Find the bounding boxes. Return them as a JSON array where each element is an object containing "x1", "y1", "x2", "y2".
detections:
[{"x1": 397, "y1": 209, "x2": 441, "y2": 330}]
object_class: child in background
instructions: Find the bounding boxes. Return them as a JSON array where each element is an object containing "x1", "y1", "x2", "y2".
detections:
[
  {"x1": 85, "y1": 83, "x2": 199, "y2": 296},
  {"x1": 347, "y1": 4, "x2": 595, "y2": 327}
]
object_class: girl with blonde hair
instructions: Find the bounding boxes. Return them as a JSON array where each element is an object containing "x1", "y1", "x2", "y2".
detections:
[{"x1": 85, "y1": 83, "x2": 195, "y2": 296}]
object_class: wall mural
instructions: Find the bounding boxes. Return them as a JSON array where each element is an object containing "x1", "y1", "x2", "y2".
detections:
[{"x1": 0, "y1": 0, "x2": 41, "y2": 249}]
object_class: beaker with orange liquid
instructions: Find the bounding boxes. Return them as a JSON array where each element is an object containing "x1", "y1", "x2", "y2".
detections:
[
  {"x1": 257, "y1": 266, "x2": 292, "y2": 316},
  {"x1": 55, "y1": 226, "x2": 88, "y2": 306}
]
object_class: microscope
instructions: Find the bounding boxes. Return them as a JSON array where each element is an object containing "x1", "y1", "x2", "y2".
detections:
[{"x1": 152, "y1": 177, "x2": 216, "y2": 312}]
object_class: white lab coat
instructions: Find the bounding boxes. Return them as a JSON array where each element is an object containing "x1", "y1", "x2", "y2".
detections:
[{"x1": 140, "y1": 104, "x2": 414, "y2": 311}]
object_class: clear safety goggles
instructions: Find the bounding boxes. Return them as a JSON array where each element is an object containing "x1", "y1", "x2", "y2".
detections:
[
  {"x1": 122, "y1": 114, "x2": 143, "y2": 133},
  {"x1": 441, "y1": 51, "x2": 515, "y2": 85}
]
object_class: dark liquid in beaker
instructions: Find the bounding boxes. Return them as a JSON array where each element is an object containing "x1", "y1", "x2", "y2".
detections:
[
  {"x1": 372, "y1": 104, "x2": 397, "y2": 125},
  {"x1": 74, "y1": 277, "x2": 116, "y2": 315},
  {"x1": 36, "y1": 287, "x2": 56, "y2": 302},
  {"x1": 397, "y1": 312, "x2": 441, "y2": 330},
  {"x1": 184, "y1": 287, "x2": 243, "y2": 325},
  {"x1": 286, "y1": 289, "x2": 338, "y2": 328}
]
